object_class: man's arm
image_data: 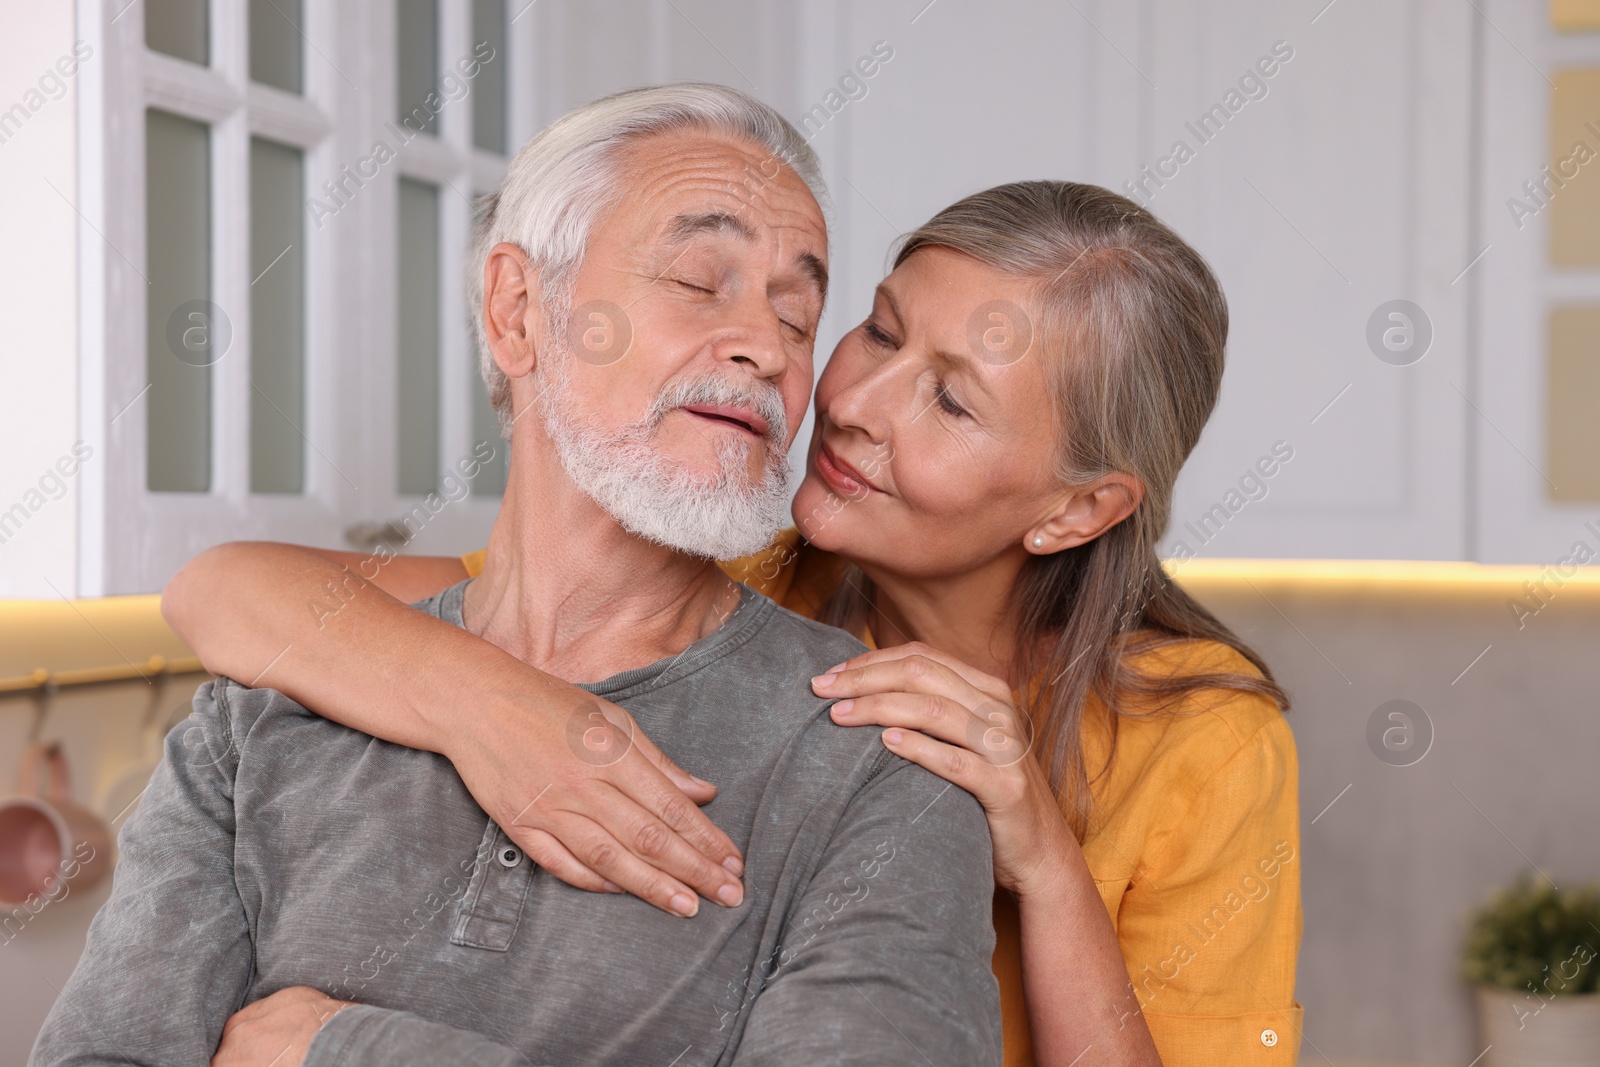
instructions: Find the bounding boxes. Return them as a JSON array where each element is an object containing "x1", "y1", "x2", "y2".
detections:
[
  {"x1": 29, "y1": 679, "x2": 546, "y2": 1067},
  {"x1": 301, "y1": 1004, "x2": 530, "y2": 1066},
  {"x1": 30, "y1": 681, "x2": 255, "y2": 1066},
  {"x1": 732, "y1": 749, "x2": 1003, "y2": 1066},
  {"x1": 161, "y1": 541, "x2": 745, "y2": 917},
  {"x1": 215, "y1": 991, "x2": 536, "y2": 1067}
]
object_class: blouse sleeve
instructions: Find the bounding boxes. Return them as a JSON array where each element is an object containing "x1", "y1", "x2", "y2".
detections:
[{"x1": 1115, "y1": 710, "x2": 1304, "y2": 1065}]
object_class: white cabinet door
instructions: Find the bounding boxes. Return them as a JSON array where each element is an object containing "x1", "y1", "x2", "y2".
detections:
[
  {"x1": 1475, "y1": 0, "x2": 1600, "y2": 565},
  {"x1": 81, "y1": 0, "x2": 530, "y2": 594},
  {"x1": 822, "y1": 0, "x2": 1478, "y2": 562}
]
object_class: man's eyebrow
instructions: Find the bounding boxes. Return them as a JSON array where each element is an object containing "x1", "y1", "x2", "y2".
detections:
[
  {"x1": 795, "y1": 252, "x2": 828, "y2": 302},
  {"x1": 665, "y1": 211, "x2": 755, "y2": 243},
  {"x1": 664, "y1": 211, "x2": 828, "y2": 304}
]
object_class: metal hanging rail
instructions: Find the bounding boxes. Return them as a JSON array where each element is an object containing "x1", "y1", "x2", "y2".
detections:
[{"x1": 0, "y1": 655, "x2": 209, "y2": 697}]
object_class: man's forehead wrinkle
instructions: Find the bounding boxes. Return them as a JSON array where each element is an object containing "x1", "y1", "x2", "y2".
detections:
[
  {"x1": 642, "y1": 200, "x2": 825, "y2": 291},
  {"x1": 625, "y1": 177, "x2": 817, "y2": 250},
  {"x1": 664, "y1": 211, "x2": 757, "y2": 244},
  {"x1": 620, "y1": 131, "x2": 794, "y2": 181},
  {"x1": 617, "y1": 139, "x2": 821, "y2": 235},
  {"x1": 598, "y1": 134, "x2": 827, "y2": 308},
  {"x1": 751, "y1": 198, "x2": 830, "y2": 288},
  {"x1": 621, "y1": 146, "x2": 786, "y2": 204}
]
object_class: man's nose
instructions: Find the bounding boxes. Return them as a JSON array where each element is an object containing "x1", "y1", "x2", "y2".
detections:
[{"x1": 714, "y1": 292, "x2": 790, "y2": 380}]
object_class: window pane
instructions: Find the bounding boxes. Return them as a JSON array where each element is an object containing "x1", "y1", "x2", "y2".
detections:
[
  {"x1": 146, "y1": 109, "x2": 213, "y2": 493},
  {"x1": 1547, "y1": 307, "x2": 1600, "y2": 501},
  {"x1": 145, "y1": 0, "x2": 208, "y2": 65},
  {"x1": 250, "y1": 138, "x2": 306, "y2": 494},
  {"x1": 249, "y1": 0, "x2": 303, "y2": 93},
  {"x1": 397, "y1": 0, "x2": 439, "y2": 135},
  {"x1": 472, "y1": 0, "x2": 508, "y2": 154},
  {"x1": 1549, "y1": 70, "x2": 1600, "y2": 267},
  {"x1": 397, "y1": 178, "x2": 440, "y2": 495}
]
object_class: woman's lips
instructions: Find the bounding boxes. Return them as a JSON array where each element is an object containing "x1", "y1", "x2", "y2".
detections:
[{"x1": 815, "y1": 440, "x2": 881, "y2": 497}]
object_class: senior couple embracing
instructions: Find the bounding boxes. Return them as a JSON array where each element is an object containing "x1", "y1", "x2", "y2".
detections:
[{"x1": 34, "y1": 83, "x2": 1300, "y2": 1067}]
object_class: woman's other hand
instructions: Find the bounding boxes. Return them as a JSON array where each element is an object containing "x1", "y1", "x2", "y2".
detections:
[{"x1": 812, "y1": 643, "x2": 1078, "y2": 899}]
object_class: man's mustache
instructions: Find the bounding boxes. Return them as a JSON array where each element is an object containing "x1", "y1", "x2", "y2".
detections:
[{"x1": 647, "y1": 374, "x2": 790, "y2": 448}]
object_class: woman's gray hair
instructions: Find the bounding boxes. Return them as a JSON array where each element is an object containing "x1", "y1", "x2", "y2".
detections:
[{"x1": 470, "y1": 83, "x2": 827, "y2": 436}]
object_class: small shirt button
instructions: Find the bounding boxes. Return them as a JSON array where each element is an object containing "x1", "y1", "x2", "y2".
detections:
[
  {"x1": 1260, "y1": 1028, "x2": 1279, "y2": 1047},
  {"x1": 496, "y1": 845, "x2": 523, "y2": 868}
]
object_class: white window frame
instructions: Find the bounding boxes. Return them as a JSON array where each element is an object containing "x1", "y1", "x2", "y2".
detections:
[{"x1": 76, "y1": 0, "x2": 536, "y2": 595}]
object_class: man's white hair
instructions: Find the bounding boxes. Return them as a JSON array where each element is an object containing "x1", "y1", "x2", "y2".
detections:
[{"x1": 469, "y1": 82, "x2": 828, "y2": 436}]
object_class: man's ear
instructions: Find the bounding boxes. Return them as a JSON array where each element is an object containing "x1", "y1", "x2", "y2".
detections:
[
  {"x1": 1025, "y1": 473, "x2": 1145, "y2": 554},
  {"x1": 482, "y1": 242, "x2": 544, "y2": 382}
]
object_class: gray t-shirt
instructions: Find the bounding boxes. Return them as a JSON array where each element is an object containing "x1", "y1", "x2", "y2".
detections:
[{"x1": 33, "y1": 581, "x2": 1001, "y2": 1066}]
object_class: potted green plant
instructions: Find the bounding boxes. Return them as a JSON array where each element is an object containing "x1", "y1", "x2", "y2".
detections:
[{"x1": 1462, "y1": 873, "x2": 1600, "y2": 1066}]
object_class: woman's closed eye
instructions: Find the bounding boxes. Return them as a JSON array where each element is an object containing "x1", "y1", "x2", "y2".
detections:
[
  {"x1": 934, "y1": 382, "x2": 969, "y2": 418},
  {"x1": 863, "y1": 321, "x2": 897, "y2": 348}
]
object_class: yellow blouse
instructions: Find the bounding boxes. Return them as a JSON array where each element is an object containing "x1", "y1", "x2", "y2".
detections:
[{"x1": 460, "y1": 531, "x2": 1304, "y2": 1065}]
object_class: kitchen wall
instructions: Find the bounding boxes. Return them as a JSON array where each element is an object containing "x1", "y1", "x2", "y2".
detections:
[
  {"x1": 0, "y1": 598, "x2": 201, "y2": 1061},
  {"x1": 0, "y1": 3, "x2": 81, "y2": 595},
  {"x1": 1183, "y1": 564, "x2": 1600, "y2": 1064}
]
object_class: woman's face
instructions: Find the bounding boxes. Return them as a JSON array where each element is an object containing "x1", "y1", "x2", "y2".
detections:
[{"x1": 792, "y1": 246, "x2": 1069, "y2": 581}]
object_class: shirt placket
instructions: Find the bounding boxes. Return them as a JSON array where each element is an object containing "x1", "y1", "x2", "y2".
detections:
[{"x1": 450, "y1": 819, "x2": 535, "y2": 951}]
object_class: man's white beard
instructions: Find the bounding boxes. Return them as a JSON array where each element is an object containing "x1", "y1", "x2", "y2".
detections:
[{"x1": 536, "y1": 350, "x2": 793, "y2": 560}]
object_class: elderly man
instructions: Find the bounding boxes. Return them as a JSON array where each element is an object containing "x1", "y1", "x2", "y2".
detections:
[{"x1": 31, "y1": 85, "x2": 999, "y2": 1066}]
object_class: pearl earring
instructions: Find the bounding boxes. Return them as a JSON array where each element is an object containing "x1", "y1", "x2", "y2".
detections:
[{"x1": 1032, "y1": 536, "x2": 1044, "y2": 548}]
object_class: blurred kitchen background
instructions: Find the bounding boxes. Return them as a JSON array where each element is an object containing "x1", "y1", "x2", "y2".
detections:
[{"x1": 3, "y1": 1, "x2": 1600, "y2": 1063}]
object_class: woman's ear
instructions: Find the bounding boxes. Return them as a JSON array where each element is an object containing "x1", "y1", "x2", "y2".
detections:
[
  {"x1": 482, "y1": 242, "x2": 543, "y2": 382},
  {"x1": 1026, "y1": 473, "x2": 1145, "y2": 554}
]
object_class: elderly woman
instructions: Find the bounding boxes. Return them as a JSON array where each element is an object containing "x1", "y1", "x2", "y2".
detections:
[{"x1": 166, "y1": 179, "x2": 1301, "y2": 1066}]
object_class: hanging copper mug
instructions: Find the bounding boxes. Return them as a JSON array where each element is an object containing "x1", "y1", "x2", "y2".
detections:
[{"x1": 0, "y1": 742, "x2": 113, "y2": 908}]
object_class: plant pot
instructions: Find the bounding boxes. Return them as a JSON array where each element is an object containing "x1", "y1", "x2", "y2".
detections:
[{"x1": 1475, "y1": 986, "x2": 1600, "y2": 1067}]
